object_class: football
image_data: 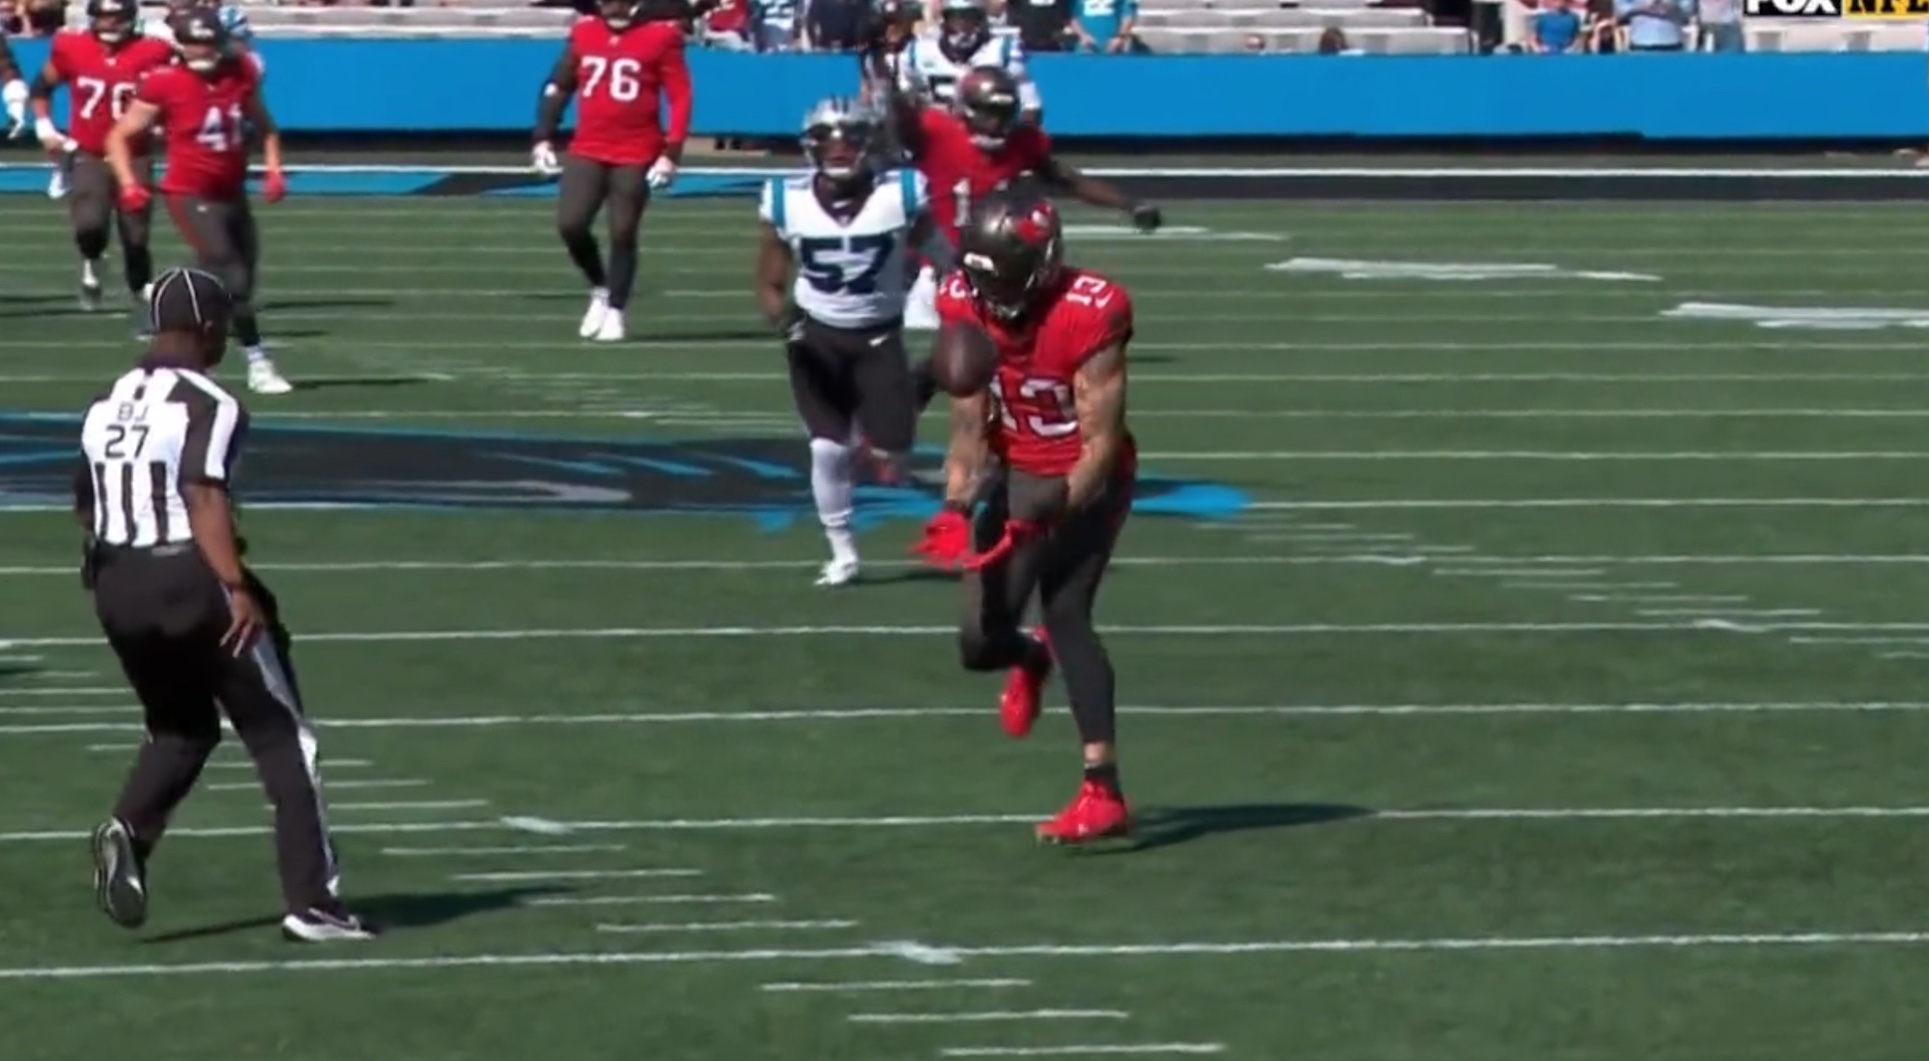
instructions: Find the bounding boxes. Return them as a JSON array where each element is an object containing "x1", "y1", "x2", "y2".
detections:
[{"x1": 928, "y1": 321, "x2": 999, "y2": 397}]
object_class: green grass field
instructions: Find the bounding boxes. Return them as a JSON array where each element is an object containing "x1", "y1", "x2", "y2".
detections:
[{"x1": 7, "y1": 190, "x2": 1929, "y2": 1059}]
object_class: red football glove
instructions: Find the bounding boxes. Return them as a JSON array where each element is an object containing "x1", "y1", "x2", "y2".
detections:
[
  {"x1": 963, "y1": 519, "x2": 1048, "y2": 572},
  {"x1": 262, "y1": 170, "x2": 287, "y2": 204},
  {"x1": 913, "y1": 507, "x2": 972, "y2": 569},
  {"x1": 118, "y1": 182, "x2": 150, "y2": 213}
]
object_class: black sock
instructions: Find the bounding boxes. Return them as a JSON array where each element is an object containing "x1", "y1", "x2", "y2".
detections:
[
  {"x1": 607, "y1": 241, "x2": 637, "y2": 310},
  {"x1": 123, "y1": 244, "x2": 154, "y2": 294},
  {"x1": 563, "y1": 231, "x2": 607, "y2": 288},
  {"x1": 1083, "y1": 761, "x2": 1121, "y2": 795},
  {"x1": 233, "y1": 311, "x2": 263, "y2": 348}
]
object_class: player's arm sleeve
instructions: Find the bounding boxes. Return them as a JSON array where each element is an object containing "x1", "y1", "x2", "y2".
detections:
[
  {"x1": 656, "y1": 28, "x2": 692, "y2": 160},
  {"x1": 1065, "y1": 290, "x2": 1133, "y2": 508},
  {"x1": 29, "y1": 53, "x2": 61, "y2": 107},
  {"x1": 534, "y1": 43, "x2": 578, "y2": 142}
]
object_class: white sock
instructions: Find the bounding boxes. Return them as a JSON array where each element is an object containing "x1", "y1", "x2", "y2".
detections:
[
  {"x1": 246, "y1": 345, "x2": 270, "y2": 365},
  {"x1": 808, "y1": 436, "x2": 857, "y2": 564},
  {"x1": 81, "y1": 259, "x2": 99, "y2": 286}
]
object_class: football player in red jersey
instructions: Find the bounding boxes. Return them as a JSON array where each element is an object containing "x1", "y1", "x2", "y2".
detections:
[
  {"x1": 879, "y1": 64, "x2": 1160, "y2": 333},
  {"x1": 532, "y1": 0, "x2": 693, "y2": 344},
  {"x1": 106, "y1": 8, "x2": 290, "y2": 395},
  {"x1": 934, "y1": 190, "x2": 1137, "y2": 845},
  {"x1": 28, "y1": 0, "x2": 175, "y2": 326}
]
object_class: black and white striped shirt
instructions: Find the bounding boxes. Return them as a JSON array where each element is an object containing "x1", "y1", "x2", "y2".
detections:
[{"x1": 79, "y1": 365, "x2": 246, "y2": 548}]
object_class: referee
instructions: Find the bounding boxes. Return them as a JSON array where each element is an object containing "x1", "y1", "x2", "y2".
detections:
[{"x1": 75, "y1": 267, "x2": 374, "y2": 944}]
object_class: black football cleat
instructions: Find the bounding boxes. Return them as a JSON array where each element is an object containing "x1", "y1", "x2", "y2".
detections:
[
  {"x1": 282, "y1": 903, "x2": 379, "y2": 943},
  {"x1": 91, "y1": 818, "x2": 149, "y2": 930}
]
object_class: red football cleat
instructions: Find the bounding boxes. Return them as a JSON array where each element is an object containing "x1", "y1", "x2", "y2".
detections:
[
  {"x1": 1035, "y1": 780, "x2": 1132, "y2": 845},
  {"x1": 1000, "y1": 628, "x2": 1052, "y2": 738}
]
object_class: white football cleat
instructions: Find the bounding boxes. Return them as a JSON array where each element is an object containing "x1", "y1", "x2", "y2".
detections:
[
  {"x1": 578, "y1": 287, "x2": 611, "y2": 339},
  {"x1": 592, "y1": 309, "x2": 626, "y2": 343},
  {"x1": 904, "y1": 267, "x2": 939, "y2": 332},
  {"x1": 247, "y1": 356, "x2": 294, "y2": 396},
  {"x1": 815, "y1": 557, "x2": 861, "y2": 588},
  {"x1": 78, "y1": 262, "x2": 102, "y2": 313}
]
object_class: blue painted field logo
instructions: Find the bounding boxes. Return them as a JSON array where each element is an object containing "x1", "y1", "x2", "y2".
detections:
[{"x1": 0, "y1": 417, "x2": 1248, "y2": 527}]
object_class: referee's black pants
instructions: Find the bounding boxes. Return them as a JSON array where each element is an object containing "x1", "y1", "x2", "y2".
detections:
[{"x1": 91, "y1": 544, "x2": 342, "y2": 914}]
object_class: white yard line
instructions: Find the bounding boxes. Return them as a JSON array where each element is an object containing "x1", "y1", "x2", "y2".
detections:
[
  {"x1": 0, "y1": 687, "x2": 124, "y2": 696},
  {"x1": 323, "y1": 800, "x2": 488, "y2": 812},
  {"x1": 451, "y1": 869, "x2": 701, "y2": 882},
  {"x1": 599, "y1": 920, "x2": 858, "y2": 934},
  {"x1": 0, "y1": 622, "x2": 1755, "y2": 649},
  {"x1": 1435, "y1": 569, "x2": 1608, "y2": 578},
  {"x1": 1502, "y1": 582, "x2": 1679, "y2": 591},
  {"x1": 762, "y1": 979, "x2": 1033, "y2": 993},
  {"x1": 1570, "y1": 595, "x2": 1751, "y2": 604},
  {"x1": 528, "y1": 894, "x2": 777, "y2": 907},
  {"x1": 211, "y1": 779, "x2": 425, "y2": 793},
  {"x1": 7, "y1": 805, "x2": 1929, "y2": 844},
  {"x1": 942, "y1": 1047, "x2": 1226, "y2": 1058},
  {"x1": 3, "y1": 931, "x2": 1928, "y2": 980},
  {"x1": 382, "y1": 844, "x2": 624, "y2": 857},
  {"x1": 16, "y1": 700, "x2": 1929, "y2": 737},
  {"x1": 16, "y1": 370, "x2": 1929, "y2": 385},
  {"x1": 1638, "y1": 609, "x2": 1823, "y2": 618},
  {"x1": 848, "y1": 1010, "x2": 1129, "y2": 1024}
]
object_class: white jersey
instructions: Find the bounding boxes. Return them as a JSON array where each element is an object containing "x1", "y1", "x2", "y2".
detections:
[
  {"x1": 899, "y1": 30, "x2": 1042, "y2": 113},
  {"x1": 760, "y1": 168, "x2": 930, "y2": 330}
]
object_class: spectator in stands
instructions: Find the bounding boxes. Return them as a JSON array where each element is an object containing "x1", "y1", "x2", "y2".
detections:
[
  {"x1": 1696, "y1": 0, "x2": 1741, "y2": 49},
  {"x1": 1, "y1": 0, "x2": 58, "y2": 34},
  {"x1": 1528, "y1": 0, "x2": 1584, "y2": 50},
  {"x1": 1613, "y1": 0, "x2": 1693, "y2": 51},
  {"x1": 1010, "y1": 0, "x2": 1075, "y2": 50},
  {"x1": 1243, "y1": 31, "x2": 1266, "y2": 50},
  {"x1": 1583, "y1": 0, "x2": 1619, "y2": 49},
  {"x1": 703, "y1": 0, "x2": 754, "y2": 46},
  {"x1": 1316, "y1": 25, "x2": 1358, "y2": 52},
  {"x1": 805, "y1": 0, "x2": 871, "y2": 48},
  {"x1": 752, "y1": 0, "x2": 802, "y2": 49},
  {"x1": 1070, "y1": 0, "x2": 1138, "y2": 51}
]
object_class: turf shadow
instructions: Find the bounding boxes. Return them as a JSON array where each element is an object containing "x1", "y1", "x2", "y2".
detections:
[
  {"x1": 1105, "y1": 802, "x2": 1373, "y2": 854},
  {"x1": 137, "y1": 886, "x2": 568, "y2": 944}
]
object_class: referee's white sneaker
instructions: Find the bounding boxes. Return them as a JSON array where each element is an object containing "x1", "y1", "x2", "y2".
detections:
[
  {"x1": 591, "y1": 309, "x2": 626, "y2": 343},
  {"x1": 91, "y1": 817, "x2": 149, "y2": 930},
  {"x1": 578, "y1": 286, "x2": 611, "y2": 339},
  {"x1": 282, "y1": 903, "x2": 378, "y2": 943},
  {"x1": 247, "y1": 354, "x2": 293, "y2": 396}
]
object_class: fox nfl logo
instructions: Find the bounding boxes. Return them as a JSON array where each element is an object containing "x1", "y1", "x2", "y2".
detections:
[{"x1": 1743, "y1": 0, "x2": 1928, "y2": 15}]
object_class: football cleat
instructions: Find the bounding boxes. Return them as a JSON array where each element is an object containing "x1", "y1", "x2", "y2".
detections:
[
  {"x1": 91, "y1": 817, "x2": 149, "y2": 929},
  {"x1": 281, "y1": 903, "x2": 378, "y2": 943},
  {"x1": 247, "y1": 356, "x2": 293, "y2": 395},
  {"x1": 78, "y1": 276, "x2": 103, "y2": 313},
  {"x1": 592, "y1": 309, "x2": 626, "y2": 343},
  {"x1": 578, "y1": 287, "x2": 611, "y2": 339},
  {"x1": 999, "y1": 627, "x2": 1052, "y2": 739},
  {"x1": 815, "y1": 556, "x2": 860, "y2": 588},
  {"x1": 1035, "y1": 780, "x2": 1131, "y2": 845}
]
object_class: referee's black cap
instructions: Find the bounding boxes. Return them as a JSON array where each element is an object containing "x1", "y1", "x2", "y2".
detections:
[{"x1": 148, "y1": 267, "x2": 232, "y2": 334}]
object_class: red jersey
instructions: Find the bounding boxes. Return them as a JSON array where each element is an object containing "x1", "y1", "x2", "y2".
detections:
[
  {"x1": 565, "y1": 17, "x2": 692, "y2": 166},
  {"x1": 48, "y1": 31, "x2": 175, "y2": 156},
  {"x1": 914, "y1": 108, "x2": 1051, "y2": 244},
  {"x1": 137, "y1": 59, "x2": 260, "y2": 200},
  {"x1": 936, "y1": 268, "x2": 1137, "y2": 478}
]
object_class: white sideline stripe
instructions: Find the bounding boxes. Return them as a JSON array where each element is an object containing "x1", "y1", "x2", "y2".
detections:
[
  {"x1": 848, "y1": 1010, "x2": 1129, "y2": 1024},
  {"x1": 942, "y1": 1047, "x2": 1225, "y2": 1058},
  {"x1": 0, "y1": 622, "x2": 1758, "y2": 649},
  {"x1": 451, "y1": 869, "x2": 700, "y2": 882},
  {"x1": 383, "y1": 844, "x2": 625, "y2": 857},
  {"x1": 762, "y1": 979, "x2": 1033, "y2": 993},
  {"x1": 22, "y1": 700, "x2": 1929, "y2": 736},
  {"x1": 529, "y1": 894, "x2": 776, "y2": 906},
  {"x1": 599, "y1": 920, "x2": 858, "y2": 934},
  {"x1": 4, "y1": 930, "x2": 1929, "y2": 981},
  {"x1": 11, "y1": 804, "x2": 1929, "y2": 844},
  {"x1": 211, "y1": 779, "x2": 424, "y2": 793}
]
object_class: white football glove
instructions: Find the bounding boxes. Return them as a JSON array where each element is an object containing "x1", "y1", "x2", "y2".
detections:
[
  {"x1": 3, "y1": 80, "x2": 28, "y2": 139},
  {"x1": 531, "y1": 141, "x2": 562, "y2": 176},
  {"x1": 34, "y1": 118, "x2": 66, "y2": 153},
  {"x1": 646, "y1": 155, "x2": 677, "y2": 190}
]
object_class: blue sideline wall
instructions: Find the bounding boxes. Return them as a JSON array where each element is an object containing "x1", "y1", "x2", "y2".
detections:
[{"x1": 10, "y1": 40, "x2": 1928, "y2": 141}]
